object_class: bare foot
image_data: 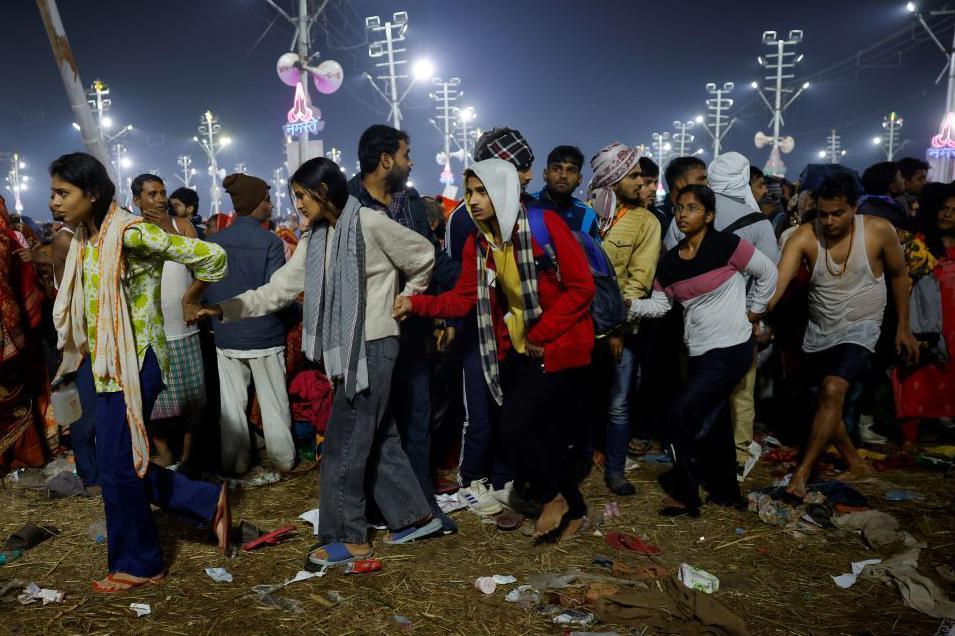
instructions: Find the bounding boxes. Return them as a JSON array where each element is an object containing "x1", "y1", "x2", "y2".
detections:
[
  {"x1": 839, "y1": 461, "x2": 875, "y2": 482},
  {"x1": 532, "y1": 495, "x2": 569, "y2": 539},
  {"x1": 213, "y1": 486, "x2": 230, "y2": 552},
  {"x1": 786, "y1": 471, "x2": 809, "y2": 499},
  {"x1": 558, "y1": 517, "x2": 585, "y2": 542}
]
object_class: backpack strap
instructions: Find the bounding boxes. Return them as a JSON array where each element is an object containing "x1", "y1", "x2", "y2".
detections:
[
  {"x1": 526, "y1": 206, "x2": 561, "y2": 282},
  {"x1": 723, "y1": 212, "x2": 769, "y2": 235}
]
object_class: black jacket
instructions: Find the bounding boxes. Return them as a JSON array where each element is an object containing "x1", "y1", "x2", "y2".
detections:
[
  {"x1": 347, "y1": 175, "x2": 460, "y2": 293},
  {"x1": 857, "y1": 195, "x2": 912, "y2": 231}
]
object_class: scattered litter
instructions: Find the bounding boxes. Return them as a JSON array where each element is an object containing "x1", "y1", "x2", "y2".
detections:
[
  {"x1": 42, "y1": 458, "x2": 74, "y2": 477},
  {"x1": 344, "y1": 559, "x2": 381, "y2": 574},
  {"x1": 286, "y1": 569, "x2": 325, "y2": 584},
  {"x1": 4, "y1": 524, "x2": 59, "y2": 551},
  {"x1": 228, "y1": 471, "x2": 281, "y2": 489},
  {"x1": 434, "y1": 493, "x2": 467, "y2": 514},
  {"x1": 763, "y1": 435, "x2": 782, "y2": 448},
  {"x1": 885, "y1": 489, "x2": 924, "y2": 502},
  {"x1": 298, "y1": 508, "x2": 320, "y2": 535},
  {"x1": 832, "y1": 510, "x2": 922, "y2": 550},
  {"x1": 242, "y1": 525, "x2": 297, "y2": 551},
  {"x1": 553, "y1": 609, "x2": 595, "y2": 627},
  {"x1": 772, "y1": 473, "x2": 792, "y2": 487},
  {"x1": 641, "y1": 452, "x2": 672, "y2": 464},
  {"x1": 327, "y1": 590, "x2": 345, "y2": 604},
  {"x1": 17, "y1": 582, "x2": 65, "y2": 605},
  {"x1": 863, "y1": 547, "x2": 955, "y2": 619},
  {"x1": 832, "y1": 559, "x2": 882, "y2": 589},
  {"x1": 734, "y1": 528, "x2": 745, "y2": 536},
  {"x1": 475, "y1": 576, "x2": 497, "y2": 595},
  {"x1": 256, "y1": 593, "x2": 303, "y2": 613},
  {"x1": 505, "y1": 585, "x2": 541, "y2": 608},
  {"x1": 251, "y1": 568, "x2": 326, "y2": 595},
  {"x1": 204, "y1": 567, "x2": 233, "y2": 583},
  {"x1": 493, "y1": 574, "x2": 517, "y2": 585},
  {"x1": 46, "y1": 471, "x2": 85, "y2": 498},
  {"x1": 678, "y1": 564, "x2": 720, "y2": 594},
  {"x1": 391, "y1": 614, "x2": 413, "y2": 632},
  {"x1": 87, "y1": 518, "x2": 107, "y2": 544},
  {"x1": 605, "y1": 532, "x2": 662, "y2": 555},
  {"x1": 603, "y1": 501, "x2": 621, "y2": 520},
  {"x1": 592, "y1": 555, "x2": 614, "y2": 568},
  {"x1": 129, "y1": 602, "x2": 151, "y2": 617},
  {"x1": 0, "y1": 550, "x2": 23, "y2": 565}
]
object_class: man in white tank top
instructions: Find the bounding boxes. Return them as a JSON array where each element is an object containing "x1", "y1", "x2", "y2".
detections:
[{"x1": 770, "y1": 174, "x2": 919, "y2": 498}]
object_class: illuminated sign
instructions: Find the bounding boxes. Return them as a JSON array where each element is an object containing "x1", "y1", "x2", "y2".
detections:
[
  {"x1": 931, "y1": 112, "x2": 955, "y2": 149},
  {"x1": 283, "y1": 83, "x2": 325, "y2": 137}
]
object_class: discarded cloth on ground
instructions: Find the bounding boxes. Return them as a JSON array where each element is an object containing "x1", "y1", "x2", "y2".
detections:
[
  {"x1": 832, "y1": 510, "x2": 922, "y2": 550},
  {"x1": 861, "y1": 548, "x2": 955, "y2": 620}
]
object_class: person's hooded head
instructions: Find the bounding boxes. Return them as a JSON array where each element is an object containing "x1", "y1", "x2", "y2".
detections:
[
  {"x1": 708, "y1": 152, "x2": 760, "y2": 211},
  {"x1": 463, "y1": 158, "x2": 522, "y2": 245}
]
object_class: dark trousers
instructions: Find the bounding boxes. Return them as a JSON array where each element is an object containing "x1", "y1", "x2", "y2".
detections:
[
  {"x1": 95, "y1": 348, "x2": 220, "y2": 577},
  {"x1": 663, "y1": 339, "x2": 754, "y2": 509},
  {"x1": 498, "y1": 353, "x2": 586, "y2": 519},
  {"x1": 319, "y1": 337, "x2": 431, "y2": 544},
  {"x1": 459, "y1": 330, "x2": 513, "y2": 489},
  {"x1": 391, "y1": 319, "x2": 438, "y2": 514},
  {"x1": 72, "y1": 356, "x2": 99, "y2": 486}
]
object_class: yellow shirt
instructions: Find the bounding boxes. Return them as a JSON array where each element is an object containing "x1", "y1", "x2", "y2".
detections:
[{"x1": 488, "y1": 242, "x2": 527, "y2": 354}]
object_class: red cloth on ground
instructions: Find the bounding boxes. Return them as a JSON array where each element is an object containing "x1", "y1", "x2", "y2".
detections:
[
  {"x1": 893, "y1": 246, "x2": 955, "y2": 418},
  {"x1": 288, "y1": 370, "x2": 333, "y2": 434}
]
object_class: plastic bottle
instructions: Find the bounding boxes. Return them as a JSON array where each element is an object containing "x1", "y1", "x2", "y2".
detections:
[{"x1": 51, "y1": 382, "x2": 82, "y2": 427}]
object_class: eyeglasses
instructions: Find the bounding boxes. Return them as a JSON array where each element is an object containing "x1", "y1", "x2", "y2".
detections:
[{"x1": 675, "y1": 203, "x2": 705, "y2": 213}]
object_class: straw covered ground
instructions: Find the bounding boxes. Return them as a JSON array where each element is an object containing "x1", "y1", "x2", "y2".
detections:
[{"x1": 1, "y1": 453, "x2": 953, "y2": 635}]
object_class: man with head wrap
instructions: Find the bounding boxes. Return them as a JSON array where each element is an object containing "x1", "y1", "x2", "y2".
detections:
[{"x1": 588, "y1": 143, "x2": 662, "y2": 495}]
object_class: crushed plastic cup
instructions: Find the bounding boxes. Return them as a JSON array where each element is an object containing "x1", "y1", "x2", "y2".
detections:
[
  {"x1": 87, "y1": 518, "x2": 107, "y2": 544},
  {"x1": 129, "y1": 603, "x2": 151, "y2": 617},
  {"x1": 553, "y1": 609, "x2": 595, "y2": 627},
  {"x1": 474, "y1": 576, "x2": 497, "y2": 594},
  {"x1": 0, "y1": 550, "x2": 23, "y2": 566},
  {"x1": 678, "y1": 563, "x2": 720, "y2": 594}
]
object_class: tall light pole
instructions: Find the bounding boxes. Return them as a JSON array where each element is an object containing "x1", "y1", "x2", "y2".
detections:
[
  {"x1": 753, "y1": 29, "x2": 808, "y2": 177},
  {"x1": 363, "y1": 12, "x2": 433, "y2": 130},
  {"x1": 698, "y1": 82, "x2": 735, "y2": 157},
  {"x1": 176, "y1": 155, "x2": 197, "y2": 188},
  {"x1": 672, "y1": 119, "x2": 696, "y2": 157},
  {"x1": 818, "y1": 129, "x2": 846, "y2": 164},
  {"x1": 908, "y1": 3, "x2": 955, "y2": 117},
  {"x1": 5, "y1": 153, "x2": 28, "y2": 214},
  {"x1": 112, "y1": 144, "x2": 132, "y2": 206},
  {"x1": 457, "y1": 107, "x2": 477, "y2": 171},
  {"x1": 651, "y1": 132, "x2": 672, "y2": 168},
  {"x1": 194, "y1": 110, "x2": 231, "y2": 216},
  {"x1": 430, "y1": 77, "x2": 462, "y2": 183},
  {"x1": 272, "y1": 166, "x2": 287, "y2": 220},
  {"x1": 873, "y1": 111, "x2": 905, "y2": 160}
]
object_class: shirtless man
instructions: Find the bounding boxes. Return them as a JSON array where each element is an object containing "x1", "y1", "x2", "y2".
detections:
[{"x1": 769, "y1": 174, "x2": 918, "y2": 498}]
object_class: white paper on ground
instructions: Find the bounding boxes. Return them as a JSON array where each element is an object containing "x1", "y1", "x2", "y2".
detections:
[
  {"x1": 298, "y1": 508, "x2": 320, "y2": 535},
  {"x1": 832, "y1": 559, "x2": 882, "y2": 589},
  {"x1": 492, "y1": 574, "x2": 517, "y2": 585},
  {"x1": 204, "y1": 567, "x2": 234, "y2": 583},
  {"x1": 287, "y1": 569, "x2": 325, "y2": 585},
  {"x1": 434, "y1": 493, "x2": 467, "y2": 514},
  {"x1": 129, "y1": 603, "x2": 151, "y2": 617}
]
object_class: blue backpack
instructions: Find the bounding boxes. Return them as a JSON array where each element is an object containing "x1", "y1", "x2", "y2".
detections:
[{"x1": 526, "y1": 207, "x2": 628, "y2": 335}]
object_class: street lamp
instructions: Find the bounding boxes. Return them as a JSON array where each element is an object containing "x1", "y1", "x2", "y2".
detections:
[
  {"x1": 459, "y1": 107, "x2": 477, "y2": 170},
  {"x1": 413, "y1": 59, "x2": 435, "y2": 82}
]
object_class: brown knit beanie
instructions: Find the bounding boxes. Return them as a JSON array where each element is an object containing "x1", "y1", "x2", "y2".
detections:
[{"x1": 223, "y1": 173, "x2": 270, "y2": 215}]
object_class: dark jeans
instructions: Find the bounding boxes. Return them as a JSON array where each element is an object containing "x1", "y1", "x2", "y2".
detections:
[
  {"x1": 319, "y1": 337, "x2": 431, "y2": 544},
  {"x1": 73, "y1": 356, "x2": 99, "y2": 486},
  {"x1": 498, "y1": 353, "x2": 586, "y2": 519},
  {"x1": 459, "y1": 329, "x2": 513, "y2": 489},
  {"x1": 663, "y1": 339, "x2": 754, "y2": 509},
  {"x1": 96, "y1": 348, "x2": 220, "y2": 577}
]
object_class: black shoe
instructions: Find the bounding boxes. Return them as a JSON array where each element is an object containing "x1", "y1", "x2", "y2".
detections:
[{"x1": 605, "y1": 473, "x2": 637, "y2": 496}]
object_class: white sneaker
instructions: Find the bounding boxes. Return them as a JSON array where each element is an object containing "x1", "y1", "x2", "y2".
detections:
[
  {"x1": 490, "y1": 481, "x2": 514, "y2": 509},
  {"x1": 624, "y1": 457, "x2": 640, "y2": 472},
  {"x1": 740, "y1": 441, "x2": 761, "y2": 481},
  {"x1": 858, "y1": 415, "x2": 888, "y2": 445},
  {"x1": 457, "y1": 479, "x2": 503, "y2": 516}
]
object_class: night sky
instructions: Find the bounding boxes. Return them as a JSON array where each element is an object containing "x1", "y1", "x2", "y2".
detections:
[{"x1": 2, "y1": 0, "x2": 953, "y2": 220}]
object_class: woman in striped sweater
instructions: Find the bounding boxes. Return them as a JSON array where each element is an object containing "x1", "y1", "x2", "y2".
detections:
[{"x1": 629, "y1": 184, "x2": 777, "y2": 516}]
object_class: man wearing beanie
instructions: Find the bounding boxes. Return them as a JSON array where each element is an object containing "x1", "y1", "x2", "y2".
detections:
[{"x1": 205, "y1": 173, "x2": 296, "y2": 475}]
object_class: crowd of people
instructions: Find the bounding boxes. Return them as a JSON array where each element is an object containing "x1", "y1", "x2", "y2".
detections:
[{"x1": 1, "y1": 123, "x2": 952, "y2": 591}]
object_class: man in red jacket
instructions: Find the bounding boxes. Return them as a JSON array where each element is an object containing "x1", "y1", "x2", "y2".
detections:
[{"x1": 394, "y1": 158, "x2": 595, "y2": 539}]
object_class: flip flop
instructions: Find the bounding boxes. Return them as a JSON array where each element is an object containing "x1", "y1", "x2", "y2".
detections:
[
  {"x1": 382, "y1": 518, "x2": 443, "y2": 545},
  {"x1": 91, "y1": 571, "x2": 166, "y2": 594},
  {"x1": 494, "y1": 510, "x2": 524, "y2": 531},
  {"x1": 242, "y1": 525, "x2": 297, "y2": 551},
  {"x1": 604, "y1": 532, "x2": 662, "y2": 556},
  {"x1": 305, "y1": 542, "x2": 372, "y2": 570},
  {"x1": 211, "y1": 485, "x2": 231, "y2": 553},
  {"x1": 4, "y1": 524, "x2": 59, "y2": 551}
]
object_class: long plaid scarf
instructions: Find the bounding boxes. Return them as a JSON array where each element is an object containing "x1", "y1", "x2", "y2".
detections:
[
  {"x1": 302, "y1": 195, "x2": 368, "y2": 401},
  {"x1": 475, "y1": 205, "x2": 542, "y2": 405}
]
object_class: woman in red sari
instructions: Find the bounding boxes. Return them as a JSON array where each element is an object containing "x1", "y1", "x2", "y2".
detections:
[
  {"x1": 0, "y1": 196, "x2": 47, "y2": 471},
  {"x1": 894, "y1": 186, "x2": 955, "y2": 442}
]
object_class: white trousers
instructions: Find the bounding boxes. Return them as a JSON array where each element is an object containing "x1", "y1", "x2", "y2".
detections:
[{"x1": 216, "y1": 348, "x2": 295, "y2": 474}]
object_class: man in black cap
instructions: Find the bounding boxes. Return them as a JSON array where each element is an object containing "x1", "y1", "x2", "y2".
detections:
[{"x1": 205, "y1": 174, "x2": 296, "y2": 475}]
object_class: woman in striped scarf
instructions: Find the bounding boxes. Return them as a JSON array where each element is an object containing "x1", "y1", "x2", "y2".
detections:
[{"x1": 394, "y1": 159, "x2": 596, "y2": 540}]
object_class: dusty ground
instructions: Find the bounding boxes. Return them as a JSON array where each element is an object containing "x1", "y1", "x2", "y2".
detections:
[{"x1": 1, "y1": 449, "x2": 953, "y2": 636}]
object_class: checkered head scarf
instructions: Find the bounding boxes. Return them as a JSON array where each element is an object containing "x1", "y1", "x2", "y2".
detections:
[
  {"x1": 474, "y1": 128, "x2": 535, "y2": 172},
  {"x1": 588, "y1": 142, "x2": 642, "y2": 228}
]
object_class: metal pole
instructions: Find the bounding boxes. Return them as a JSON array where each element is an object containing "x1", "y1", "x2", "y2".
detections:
[
  {"x1": 206, "y1": 115, "x2": 220, "y2": 215},
  {"x1": 948, "y1": 27, "x2": 955, "y2": 116},
  {"x1": 297, "y1": 0, "x2": 310, "y2": 167},
  {"x1": 713, "y1": 89, "x2": 723, "y2": 157},
  {"x1": 772, "y1": 38, "x2": 784, "y2": 161},
  {"x1": 36, "y1": 0, "x2": 115, "y2": 183},
  {"x1": 888, "y1": 114, "x2": 897, "y2": 161},
  {"x1": 461, "y1": 118, "x2": 469, "y2": 171},
  {"x1": 385, "y1": 21, "x2": 400, "y2": 129}
]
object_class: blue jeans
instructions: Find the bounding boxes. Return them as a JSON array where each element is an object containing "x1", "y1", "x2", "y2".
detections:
[
  {"x1": 73, "y1": 356, "x2": 99, "y2": 486},
  {"x1": 605, "y1": 341, "x2": 636, "y2": 476},
  {"x1": 319, "y1": 337, "x2": 431, "y2": 544},
  {"x1": 459, "y1": 327, "x2": 513, "y2": 489},
  {"x1": 96, "y1": 348, "x2": 220, "y2": 577}
]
